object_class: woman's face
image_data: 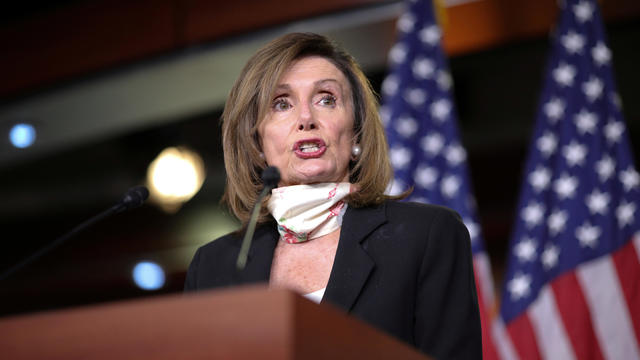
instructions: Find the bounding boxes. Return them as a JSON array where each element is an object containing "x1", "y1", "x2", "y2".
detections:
[{"x1": 259, "y1": 56, "x2": 355, "y2": 186}]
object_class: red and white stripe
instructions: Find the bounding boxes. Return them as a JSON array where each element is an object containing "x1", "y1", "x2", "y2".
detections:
[
  {"x1": 529, "y1": 286, "x2": 576, "y2": 359},
  {"x1": 500, "y1": 235, "x2": 640, "y2": 359},
  {"x1": 577, "y1": 240, "x2": 640, "y2": 359},
  {"x1": 473, "y1": 252, "x2": 513, "y2": 360},
  {"x1": 493, "y1": 316, "x2": 519, "y2": 360}
]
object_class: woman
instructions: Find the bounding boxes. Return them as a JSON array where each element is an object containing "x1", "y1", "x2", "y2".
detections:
[{"x1": 184, "y1": 32, "x2": 482, "y2": 359}]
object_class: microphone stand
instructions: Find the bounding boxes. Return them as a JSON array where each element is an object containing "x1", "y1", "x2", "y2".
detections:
[
  {"x1": 0, "y1": 186, "x2": 149, "y2": 282},
  {"x1": 236, "y1": 167, "x2": 280, "y2": 270},
  {"x1": 236, "y1": 187, "x2": 270, "y2": 270}
]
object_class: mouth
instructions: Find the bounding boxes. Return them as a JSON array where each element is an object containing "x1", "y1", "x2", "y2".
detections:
[{"x1": 293, "y1": 138, "x2": 326, "y2": 158}]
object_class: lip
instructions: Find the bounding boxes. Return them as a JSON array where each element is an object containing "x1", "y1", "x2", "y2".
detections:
[{"x1": 293, "y1": 138, "x2": 327, "y2": 159}]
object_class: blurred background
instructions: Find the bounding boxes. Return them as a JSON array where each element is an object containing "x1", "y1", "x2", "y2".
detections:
[{"x1": 0, "y1": 0, "x2": 638, "y2": 316}]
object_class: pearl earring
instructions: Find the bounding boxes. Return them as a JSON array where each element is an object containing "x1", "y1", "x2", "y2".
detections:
[{"x1": 351, "y1": 144, "x2": 362, "y2": 158}]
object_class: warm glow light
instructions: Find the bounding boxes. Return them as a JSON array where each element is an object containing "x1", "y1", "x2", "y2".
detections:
[{"x1": 147, "y1": 147, "x2": 205, "y2": 211}]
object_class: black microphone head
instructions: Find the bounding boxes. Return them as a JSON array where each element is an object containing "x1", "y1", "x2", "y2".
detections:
[
  {"x1": 261, "y1": 166, "x2": 280, "y2": 189},
  {"x1": 120, "y1": 186, "x2": 149, "y2": 211}
]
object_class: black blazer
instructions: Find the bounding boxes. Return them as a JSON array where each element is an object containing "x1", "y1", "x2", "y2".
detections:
[{"x1": 184, "y1": 200, "x2": 482, "y2": 359}]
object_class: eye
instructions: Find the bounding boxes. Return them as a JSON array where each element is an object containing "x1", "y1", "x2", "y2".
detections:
[
  {"x1": 318, "y1": 94, "x2": 337, "y2": 107},
  {"x1": 273, "y1": 98, "x2": 291, "y2": 111}
]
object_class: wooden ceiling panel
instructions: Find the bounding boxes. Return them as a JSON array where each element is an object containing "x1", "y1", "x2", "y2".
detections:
[
  {"x1": 0, "y1": 0, "x2": 638, "y2": 99},
  {"x1": 182, "y1": 0, "x2": 387, "y2": 44},
  {"x1": 0, "y1": 0, "x2": 177, "y2": 99}
]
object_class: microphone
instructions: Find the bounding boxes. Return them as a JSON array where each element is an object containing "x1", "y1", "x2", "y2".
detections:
[
  {"x1": 113, "y1": 186, "x2": 150, "y2": 213},
  {"x1": 236, "y1": 166, "x2": 280, "y2": 270},
  {"x1": 0, "y1": 186, "x2": 150, "y2": 282},
  {"x1": 260, "y1": 166, "x2": 280, "y2": 189}
]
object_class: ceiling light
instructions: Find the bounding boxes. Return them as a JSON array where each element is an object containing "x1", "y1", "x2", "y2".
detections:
[
  {"x1": 9, "y1": 123, "x2": 36, "y2": 149},
  {"x1": 147, "y1": 146, "x2": 205, "y2": 212}
]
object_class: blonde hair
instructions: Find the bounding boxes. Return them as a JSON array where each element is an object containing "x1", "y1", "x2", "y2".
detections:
[{"x1": 221, "y1": 33, "x2": 394, "y2": 225}]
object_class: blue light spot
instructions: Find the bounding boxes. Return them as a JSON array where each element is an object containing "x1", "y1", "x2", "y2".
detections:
[
  {"x1": 9, "y1": 123, "x2": 36, "y2": 148},
  {"x1": 133, "y1": 261, "x2": 165, "y2": 290}
]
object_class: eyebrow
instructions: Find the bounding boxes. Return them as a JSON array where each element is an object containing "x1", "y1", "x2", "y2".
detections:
[
  {"x1": 315, "y1": 79, "x2": 342, "y2": 87},
  {"x1": 274, "y1": 79, "x2": 343, "y2": 93}
]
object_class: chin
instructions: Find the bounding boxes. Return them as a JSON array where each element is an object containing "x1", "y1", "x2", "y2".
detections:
[
  {"x1": 278, "y1": 160, "x2": 349, "y2": 185},
  {"x1": 289, "y1": 171, "x2": 350, "y2": 186}
]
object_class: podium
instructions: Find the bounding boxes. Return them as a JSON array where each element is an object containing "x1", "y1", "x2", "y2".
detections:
[{"x1": 0, "y1": 285, "x2": 430, "y2": 359}]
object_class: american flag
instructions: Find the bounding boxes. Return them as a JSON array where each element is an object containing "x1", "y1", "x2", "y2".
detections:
[
  {"x1": 380, "y1": 0, "x2": 502, "y2": 358},
  {"x1": 498, "y1": 0, "x2": 640, "y2": 359}
]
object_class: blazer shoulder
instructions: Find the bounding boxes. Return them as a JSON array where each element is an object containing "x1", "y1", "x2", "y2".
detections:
[
  {"x1": 195, "y1": 221, "x2": 278, "y2": 256},
  {"x1": 382, "y1": 200, "x2": 470, "y2": 248},
  {"x1": 197, "y1": 231, "x2": 241, "y2": 254}
]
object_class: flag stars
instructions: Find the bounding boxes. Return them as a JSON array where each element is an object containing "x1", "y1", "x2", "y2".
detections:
[
  {"x1": 444, "y1": 144, "x2": 467, "y2": 166},
  {"x1": 544, "y1": 97, "x2": 566, "y2": 123},
  {"x1": 522, "y1": 201, "x2": 545, "y2": 228},
  {"x1": 397, "y1": 12, "x2": 416, "y2": 33},
  {"x1": 620, "y1": 166, "x2": 640, "y2": 191},
  {"x1": 390, "y1": 146, "x2": 412, "y2": 169},
  {"x1": 430, "y1": 99, "x2": 452, "y2": 122},
  {"x1": 586, "y1": 189, "x2": 610, "y2": 215},
  {"x1": 382, "y1": 75, "x2": 399, "y2": 96},
  {"x1": 604, "y1": 120, "x2": 624, "y2": 144},
  {"x1": 421, "y1": 133, "x2": 445, "y2": 156},
  {"x1": 541, "y1": 244, "x2": 560, "y2": 270},
  {"x1": 387, "y1": 178, "x2": 406, "y2": 196},
  {"x1": 419, "y1": 24, "x2": 441, "y2": 46},
  {"x1": 582, "y1": 77, "x2": 604, "y2": 102},
  {"x1": 554, "y1": 173, "x2": 579, "y2": 199},
  {"x1": 561, "y1": 31, "x2": 586, "y2": 54},
  {"x1": 389, "y1": 43, "x2": 408, "y2": 64},
  {"x1": 496, "y1": 0, "x2": 639, "y2": 310},
  {"x1": 563, "y1": 141, "x2": 588, "y2": 167},
  {"x1": 441, "y1": 175, "x2": 461, "y2": 198},
  {"x1": 395, "y1": 116, "x2": 419, "y2": 138},
  {"x1": 404, "y1": 88, "x2": 428, "y2": 107},
  {"x1": 548, "y1": 210, "x2": 569, "y2": 236},
  {"x1": 576, "y1": 221, "x2": 601, "y2": 249},
  {"x1": 573, "y1": 1, "x2": 594, "y2": 23},
  {"x1": 437, "y1": 70, "x2": 453, "y2": 91},
  {"x1": 595, "y1": 155, "x2": 616, "y2": 182},
  {"x1": 616, "y1": 201, "x2": 636, "y2": 227},
  {"x1": 553, "y1": 63, "x2": 577, "y2": 86},
  {"x1": 592, "y1": 42, "x2": 612, "y2": 66},
  {"x1": 514, "y1": 237, "x2": 537, "y2": 262},
  {"x1": 574, "y1": 109, "x2": 598, "y2": 135},
  {"x1": 529, "y1": 166, "x2": 552, "y2": 192},
  {"x1": 537, "y1": 132, "x2": 558, "y2": 157},
  {"x1": 508, "y1": 272, "x2": 532, "y2": 301},
  {"x1": 412, "y1": 57, "x2": 436, "y2": 79},
  {"x1": 414, "y1": 165, "x2": 438, "y2": 189}
]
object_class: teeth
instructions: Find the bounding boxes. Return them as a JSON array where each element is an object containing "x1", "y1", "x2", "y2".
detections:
[{"x1": 299, "y1": 143, "x2": 320, "y2": 152}]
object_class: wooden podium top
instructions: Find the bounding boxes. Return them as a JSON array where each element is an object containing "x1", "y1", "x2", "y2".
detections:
[{"x1": 0, "y1": 285, "x2": 429, "y2": 359}]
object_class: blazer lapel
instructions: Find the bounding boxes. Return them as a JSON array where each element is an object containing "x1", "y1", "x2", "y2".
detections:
[
  {"x1": 233, "y1": 223, "x2": 279, "y2": 285},
  {"x1": 324, "y1": 202, "x2": 387, "y2": 312}
]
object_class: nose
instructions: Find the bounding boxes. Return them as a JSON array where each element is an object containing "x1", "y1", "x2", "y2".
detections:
[{"x1": 297, "y1": 103, "x2": 317, "y2": 131}]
